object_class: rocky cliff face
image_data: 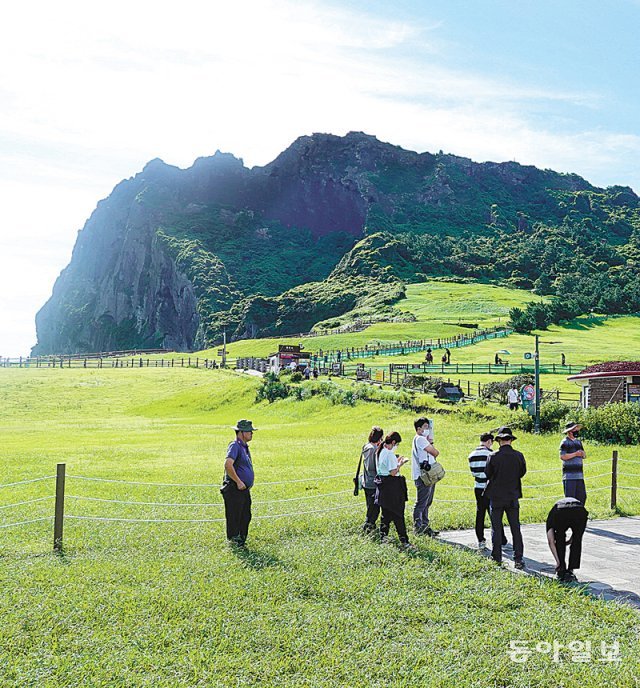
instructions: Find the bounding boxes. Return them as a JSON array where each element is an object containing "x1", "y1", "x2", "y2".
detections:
[
  {"x1": 33, "y1": 132, "x2": 637, "y2": 355},
  {"x1": 33, "y1": 162, "x2": 201, "y2": 354}
]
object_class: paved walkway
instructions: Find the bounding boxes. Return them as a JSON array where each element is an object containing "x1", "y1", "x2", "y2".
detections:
[{"x1": 440, "y1": 517, "x2": 640, "y2": 608}]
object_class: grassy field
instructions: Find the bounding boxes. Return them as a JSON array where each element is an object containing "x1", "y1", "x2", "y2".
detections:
[
  {"x1": 199, "y1": 281, "x2": 534, "y2": 360},
  {"x1": 199, "y1": 283, "x2": 640, "y2": 389},
  {"x1": 1, "y1": 366, "x2": 640, "y2": 687}
]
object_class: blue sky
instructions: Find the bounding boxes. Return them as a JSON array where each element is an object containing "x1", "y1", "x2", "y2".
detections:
[{"x1": 1, "y1": 0, "x2": 639, "y2": 356}]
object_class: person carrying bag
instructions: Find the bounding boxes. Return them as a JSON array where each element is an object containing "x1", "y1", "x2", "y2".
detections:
[
  {"x1": 411, "y1": 417, "x2": 444, "y2": 537},
  {"x1": 375, "y1": 431, "x2": 415, "y2": 550},
  {"x1": 357, "y1": 426, "x2": 384, "y2": 533}
]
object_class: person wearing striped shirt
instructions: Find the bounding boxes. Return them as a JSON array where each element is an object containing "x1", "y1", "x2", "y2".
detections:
[{"x1": 468, "y1": 432, "x2": 506, "y2": 550}]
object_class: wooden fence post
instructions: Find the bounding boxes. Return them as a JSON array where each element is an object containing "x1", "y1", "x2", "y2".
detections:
[
  {"x1": 54, "y1": 463, "x2": 66, "y2": 552},
  {"x1": 611, "y1": 450, "x2": 618, "y2": 511}
]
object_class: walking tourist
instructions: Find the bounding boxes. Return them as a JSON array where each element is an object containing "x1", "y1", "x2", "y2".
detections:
[
  {"x1": 445, "y1": 347, "x2": 451, "y2": 364},
  {"x1": 468, "y1": 432, "x2": 506, "y2": 550},
  {"x1": 545, "y1": 497, "x2": 589, "y2": 582},
  {"x1": 560, "y1": 421, "x2": 587, "y2": 504},
  {"x1": 376, "y1": 432, "x2": 413, "y2": 549},
  {"x1": 221, "y1": 419, "x2": 257, "y2": 547},
  {"x1": 484, "y1": 426, "x2": 526, "y2": 569},
  {"x1": 411, "y1": 417, "x2": 440, "y2": 536},
  {"x1": 360, "y1": 426, "x2": 384, "y2": 533}
]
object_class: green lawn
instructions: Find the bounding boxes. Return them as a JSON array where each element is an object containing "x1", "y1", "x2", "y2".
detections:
[
  {"x1": 1, "y1": 367, "x2": 639, "y2": 687},
  {"x1": 199, "y1": 280, "x2": 535, "y2": 360},
  {"x1": 198, "y1": 282, "x2": 640, "y2": 385}
]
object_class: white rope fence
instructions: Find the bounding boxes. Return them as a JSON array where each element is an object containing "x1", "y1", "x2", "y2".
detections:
[
  {"x1": 0, "y1": 476, "x2": 55, "y2": 490},
  {"x1": 1, "y1": 454, "x2": 638, "y2": 544},
  {"x1": 0, "y1": 517, "x2": 53, "y2": 529},
  {"x1": 65, "y1": 489, "x2": 353, "y2": 507},
  {"x1": 66, "y1": 502, "x2": 362, "y2": 524},
  {"x1": 66, "y1": 472, "x2": 355, "y2": 488}
]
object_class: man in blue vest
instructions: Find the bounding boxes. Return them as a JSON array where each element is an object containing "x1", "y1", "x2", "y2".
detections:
[{"x1": 221, "y1": 419, "x2": 256, "y2": 546}]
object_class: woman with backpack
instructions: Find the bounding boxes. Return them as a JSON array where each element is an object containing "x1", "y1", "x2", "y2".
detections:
[{"x1": 360, "y1": 426, "x2": 384, "y2": 533}]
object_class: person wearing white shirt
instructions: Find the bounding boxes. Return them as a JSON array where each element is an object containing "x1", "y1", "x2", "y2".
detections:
[
  {"x1": 375, "y1": 431, "x2": 413, "y2": 549},
  {"x1": 507, "y1": 386, "x2": 520, "y2": 411},
  {"x1": 411, "y1": 417, "x2": 440, "y2": 536}
]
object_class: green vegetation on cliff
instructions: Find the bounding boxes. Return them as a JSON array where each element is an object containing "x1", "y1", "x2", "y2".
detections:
[{"x1": 33, "y1": 133, "x2": 640, "y2": 354}]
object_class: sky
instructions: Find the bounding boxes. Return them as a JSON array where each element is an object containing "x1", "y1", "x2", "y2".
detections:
[{"x1": 1, "y1": 0, "x2": 639, "y2": 356}]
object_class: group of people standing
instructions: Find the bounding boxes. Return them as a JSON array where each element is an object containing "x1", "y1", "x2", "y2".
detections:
[
  {"x1": 220, "y1": 416, "x2": 589, "y2": 584},
  {"x1": 358, "y1": 418, "x2": 589, "y2": 582},
  {"x1": 467, "y1": 419, "x2": 588, "y2": 581},
  {"x1": 359, "y1": 417, "x2": 441, "y2": 551}
]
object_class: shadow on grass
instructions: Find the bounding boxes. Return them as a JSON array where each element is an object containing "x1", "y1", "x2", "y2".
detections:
[
  {"x1": 230, "y1": 544, "x2": 282, "y2": 570},
  {"x1": 557, "y1": 315, "x2": 608, "y2": 332}
]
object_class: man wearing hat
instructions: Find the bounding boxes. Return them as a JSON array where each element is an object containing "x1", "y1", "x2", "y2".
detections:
[
  {"x1": 560, "y1": 422, "x2": 587, "y2": 504},
  {"x1": 484, "y1": 426, "x2": 527, "y2": 569},
  {"x1": 221, "y1": 420, "x2": 257, "y2": 546},
  {"x1": 468, "y1": 431, "x2": 506, "y2": 550}
]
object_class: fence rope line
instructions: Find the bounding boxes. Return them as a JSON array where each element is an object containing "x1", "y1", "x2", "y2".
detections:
[
  {"x1": 434, "y1": 486, "x2": 612, "y2": 505},
  {"x1": 405, "y1": 475, "x2": 613, "y2": 491},
  {"x1": 65, "y1": 489, "x2": 353, "y2": 507},
  {"x1": 0, "y1": 476, "x2": 55, "y2": 490},
  {"x1": 618, "y1": 472, "x2": 640, "y2": 478},
  {"x1": 0, "y1": 517, "x2": 53, "y2": 529},
  {"x1": 66, "y1": 502, "x2": 361, "y2": 524},
  {"x1": 67, "y1": 472, "x2": 354, "y2": 488},
  {"x1": 618, "y1": 486, "x2": 640, "y2": 491},
  {"x1": 450, "y1": 459, "x2": 611, "y2": 476},
  {"x1": 0, "y1": 496, "x2": 54, "y2": 511}
]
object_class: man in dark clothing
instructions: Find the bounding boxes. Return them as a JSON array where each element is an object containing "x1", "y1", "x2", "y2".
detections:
[
  {"x1": 484, "y1": 426, "x2": 527, "y2": 568},
  {"x1": 221, "y1": 419, "x2": 256, "y2": 546},
  {"x1": 546, "y1": 497, "x2": 588, "y2": 582},
  {"x1": 468, "y1": 431, "x2": 506, "y2": 550}
]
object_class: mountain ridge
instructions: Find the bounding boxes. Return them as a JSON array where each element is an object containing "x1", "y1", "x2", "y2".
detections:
[{"x1": 33, "y1": 132, "x2": 640, "y2": 355}]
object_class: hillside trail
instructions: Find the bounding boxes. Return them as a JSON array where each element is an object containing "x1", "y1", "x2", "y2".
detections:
[{"x1": 440, "y1": 516, "x2": 640, "y2": 608}]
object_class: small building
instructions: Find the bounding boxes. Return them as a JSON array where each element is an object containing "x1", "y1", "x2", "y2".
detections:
[
  {"x1": 268, "y1": 344, "x2": 310, "y2": 374},
  {"x1": 435, "y1": 383, "x2": 464, "y2": 403},
  {"x1": 568, "y1": 362, "x2": 640, "y2": 409}
]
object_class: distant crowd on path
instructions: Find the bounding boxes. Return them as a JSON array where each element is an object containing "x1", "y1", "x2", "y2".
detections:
[{"x1": 220, "y1": 416, "x2": 589, "y2": 583}]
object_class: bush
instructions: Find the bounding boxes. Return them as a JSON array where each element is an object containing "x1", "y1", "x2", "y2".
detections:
[
  {"x1": 509, "y1": 400, "x2": 572, "y2": 434},
  {"x1": 290, "y1": 372, "x2": 303, "y2": 383},
  {"x1": 402, "y1": 375, "x2": 444, "y2": 392},
  {"x1": 256, "y1": 373, "x2": 290, "y2": 403},
  {"x1": 576, "y1": 403, "x2": 640, "y2": 444}
]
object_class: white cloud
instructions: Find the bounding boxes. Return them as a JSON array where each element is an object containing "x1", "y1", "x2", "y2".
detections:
[{"x1": 0, "y1": 0, "x2": 638, "y2": 355}]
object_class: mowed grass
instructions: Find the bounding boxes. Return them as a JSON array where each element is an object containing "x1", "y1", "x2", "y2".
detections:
[
  {"x1": 198, "y1": 282, "x2": 640, "y2": 396},
  {"x1": 199, "y1": 281, "x2": 535, "y2": 360},
  {"x1": 1, "y1": 367, "x2": 640, "y2": 687}
]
